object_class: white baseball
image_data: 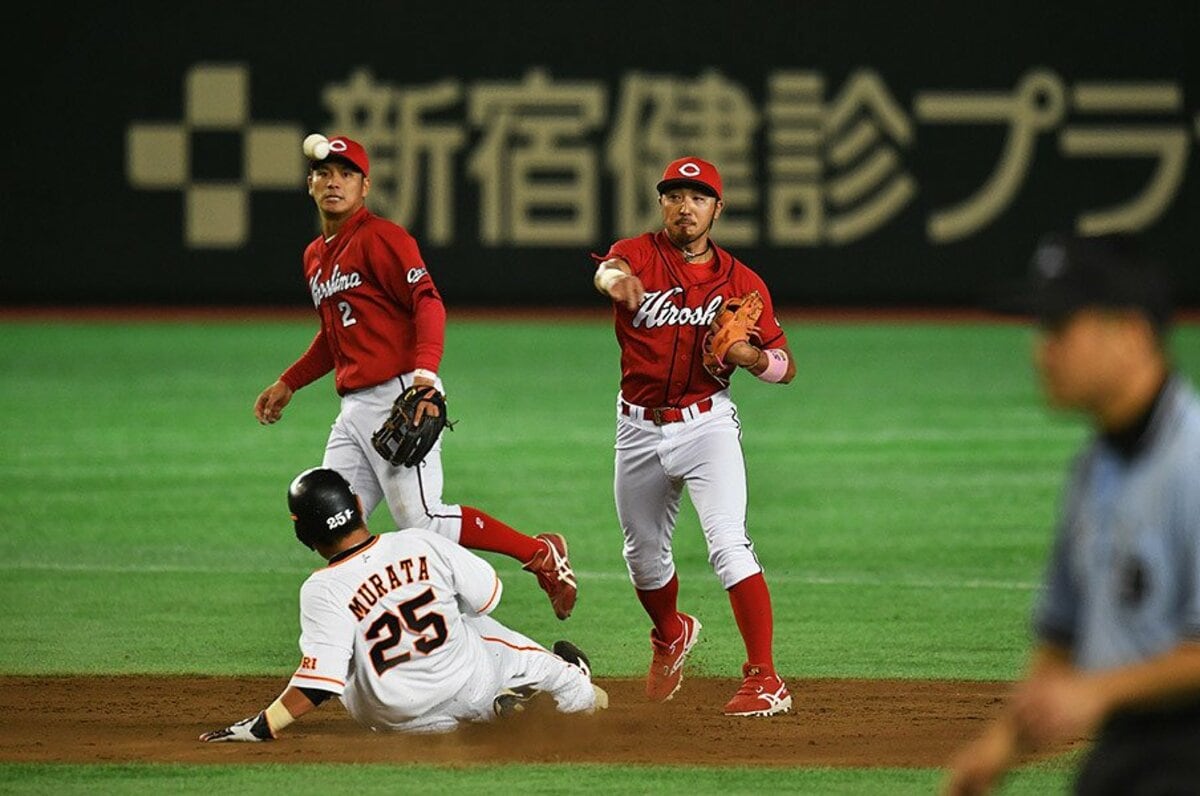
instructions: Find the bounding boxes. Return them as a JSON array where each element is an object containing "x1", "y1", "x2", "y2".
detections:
[{"x1": 303, "y1": 133, "x2": 330, "y2": 160}]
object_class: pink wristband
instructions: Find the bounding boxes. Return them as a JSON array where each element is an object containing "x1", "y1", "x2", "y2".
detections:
[{"x1": 756, "y1": 348, "x2": 789, "y2": 383}]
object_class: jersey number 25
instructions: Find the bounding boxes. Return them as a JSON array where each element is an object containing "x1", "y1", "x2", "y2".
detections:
[{"x1": 364, "y1": 588, "x2": 448, "y2": 675}]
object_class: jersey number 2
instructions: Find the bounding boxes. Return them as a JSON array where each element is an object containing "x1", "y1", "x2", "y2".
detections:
[
  {"x1": 364, "y1": 589, "x2": 448, "y2": 675},
  {"x1": 337, "y1": 300, "x2": 357, "y2": 327}
]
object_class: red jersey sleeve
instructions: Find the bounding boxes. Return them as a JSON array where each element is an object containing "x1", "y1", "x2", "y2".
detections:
[
  {"x1": 410, "y1": 291, "x2": 446, "y2": 373},
  {"x1": 279, "y1": 328, "x2": 335, "y2": 391},
  {"x1": 372, "y1": 224, "x2": 434, "y2": 307},
  {"x1": 371, "y1": 223, "x2": 446, "y2": 374}
]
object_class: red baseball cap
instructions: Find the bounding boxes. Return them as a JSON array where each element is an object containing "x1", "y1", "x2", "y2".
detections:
[
  {"x1": 656, "y1": 156, "x2": 722, "y2": 200},
  {"x1": 311, "y1": 135, "x2": 370, "y2": 177}
]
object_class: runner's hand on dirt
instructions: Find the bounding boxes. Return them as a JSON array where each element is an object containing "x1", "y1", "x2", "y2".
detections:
[{"x1": 199, "y1": 713, "x2": 271, "y2": 742}]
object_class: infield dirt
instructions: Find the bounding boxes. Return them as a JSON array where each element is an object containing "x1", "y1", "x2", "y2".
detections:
[{"x1": 0, "y1": 675, "x2": 1085, "y2": 767}]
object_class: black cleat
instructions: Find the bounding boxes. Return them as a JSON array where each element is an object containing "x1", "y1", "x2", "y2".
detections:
[
  {"x1": 552, "y1": 640, "x2": 592, "y2": 677},
  {"x1": 492, "y1": 683, "x2": 539, "y2": 717}
]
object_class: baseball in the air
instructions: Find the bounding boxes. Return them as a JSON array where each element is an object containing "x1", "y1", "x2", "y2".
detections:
[{"x1": 303, "y1": 133, "x2": 330, "y2": 160}]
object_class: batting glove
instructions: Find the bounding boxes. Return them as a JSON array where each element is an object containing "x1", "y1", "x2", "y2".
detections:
[{"x1": 199, "y1": 712, "x2": 273, "y2": 742}]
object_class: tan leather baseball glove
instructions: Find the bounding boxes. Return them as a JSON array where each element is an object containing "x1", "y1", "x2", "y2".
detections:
[{"x1": 703, "y1": 290, "x2": 763, "y2": 376}]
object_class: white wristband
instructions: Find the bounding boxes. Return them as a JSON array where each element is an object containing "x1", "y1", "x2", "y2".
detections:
[
  {"x1": 413, "y1": 368, "x2": 437, "y2": 382},
  {"x1": 595, "y1": 263, "x2": 626, "y2": 293}
]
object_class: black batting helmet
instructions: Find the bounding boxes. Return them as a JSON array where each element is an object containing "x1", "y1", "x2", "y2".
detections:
[{"x1": 287, "y1": 467, "x2": 364, "y2": 549}]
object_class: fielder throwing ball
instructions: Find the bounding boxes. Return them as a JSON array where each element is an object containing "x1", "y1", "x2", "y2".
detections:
[
  {"x1": 591, "y1": 157, "x2": 795, "y2": 716},
  {"x1": 200, "y1": 468, "x2": 605, "y2": 741},
  {"x1": 253, "y1": 134, "x2": 576, "y2": 620}
]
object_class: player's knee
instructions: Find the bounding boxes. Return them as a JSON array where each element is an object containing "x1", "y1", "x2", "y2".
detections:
[
  {"x1": 622, "y1": 538, "x2": 675, "y2": 590},
  {"x1": 710, "y1": 544, "x2": 761, "y2": 589},
  {"x1": 625, "y1": 559, "x2": 675, "y2": 591}
]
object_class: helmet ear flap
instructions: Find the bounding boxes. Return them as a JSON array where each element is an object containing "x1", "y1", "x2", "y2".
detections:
[{"x1": 292, "y1": 512, "x2": 316, "y2": 550}]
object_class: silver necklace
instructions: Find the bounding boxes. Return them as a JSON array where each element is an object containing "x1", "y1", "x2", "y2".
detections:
[{"x1": 679, "y1": 242, "x2": 711, "y2": 262}]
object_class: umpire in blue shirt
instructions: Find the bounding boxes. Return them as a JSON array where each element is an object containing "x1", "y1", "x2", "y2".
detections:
[{"x1": 944, "y1": 233, "x2": 1200, "y2": 796}]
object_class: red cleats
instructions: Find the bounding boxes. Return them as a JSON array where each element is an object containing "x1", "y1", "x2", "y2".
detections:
[
  {"x1": 723, "y1": 663, "x2": 792, "y2": 717},
  {"x1": 523, "y1": 533, "x2": 577, "y2": 620},
  {"x1": 645, "y1": 613, "x2": 702, "y2": 701}
]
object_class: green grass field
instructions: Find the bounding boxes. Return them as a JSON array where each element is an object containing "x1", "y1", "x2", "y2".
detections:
[{"x1": 3, "y1": 314, "x2": 1196, "y2": 793}]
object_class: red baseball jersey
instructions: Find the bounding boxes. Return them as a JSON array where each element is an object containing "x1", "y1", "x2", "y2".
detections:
[
  {"x1": 598, "y1": 230, "x2": 788, "y2": 408},
  {"x1": 281, "y1": 207, "x2": 446, "y2": 395}
]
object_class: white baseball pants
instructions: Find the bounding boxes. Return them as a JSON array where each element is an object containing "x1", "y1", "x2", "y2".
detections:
[
  {"x1": 612, "y1": 390, "x2": 763, "y2": 591},
  {"x1": 322, "y1": 374, "x2": 464, "y2": 541}
]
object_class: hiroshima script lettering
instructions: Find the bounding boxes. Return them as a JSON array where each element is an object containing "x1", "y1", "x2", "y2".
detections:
[
  {"x1": 631, "y1": 289, "x2": 724, "y2": 329},
  {"x1": 309, "y1": 264, "x2": 362, "y2": 307}
]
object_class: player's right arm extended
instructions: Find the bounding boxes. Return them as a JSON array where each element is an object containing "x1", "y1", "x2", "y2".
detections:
[
  {"x1": 199, "y1": 685, "x2": 332, "y2": 742},
  {"x1": 594, "y1": 257, "x2": 643, "y2": 310}
]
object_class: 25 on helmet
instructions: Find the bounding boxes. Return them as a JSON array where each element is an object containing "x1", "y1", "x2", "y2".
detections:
[{"x1": 287, "y1": 467, "x2": 363, "y2": 549}]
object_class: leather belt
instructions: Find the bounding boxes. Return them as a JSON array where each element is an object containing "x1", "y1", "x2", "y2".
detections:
[{"x1": 621, "y1": 398, "x2": 714, "y2": 425}]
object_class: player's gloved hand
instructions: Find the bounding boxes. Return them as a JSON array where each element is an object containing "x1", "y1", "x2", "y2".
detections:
[
  {"x1": 371, "y1": 385, "x2": 454, "y2": 468},
  {"x1": 199, "y1": 712, "x2": 273, "y2": 742},
  {"x1": 703, "y1": 291, "x2": 763, "y2": 378}
]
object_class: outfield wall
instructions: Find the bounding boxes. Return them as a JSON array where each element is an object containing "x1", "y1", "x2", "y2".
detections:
[{"x1": 11, "y1": 1, "x2": 1198, "y2": 308}]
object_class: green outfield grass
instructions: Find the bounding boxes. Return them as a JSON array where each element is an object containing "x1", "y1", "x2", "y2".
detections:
[
  {"x1": 0, "y1": 760, "x2": 1080, "y2": 795},
  {"x1": 2, "y1": 315, "x2": 1196, "y2": 793}
]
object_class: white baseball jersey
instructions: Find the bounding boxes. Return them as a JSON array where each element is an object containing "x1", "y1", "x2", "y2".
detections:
[{"x1": 287, "y1": 528, "x2": 595, "y2": 733}]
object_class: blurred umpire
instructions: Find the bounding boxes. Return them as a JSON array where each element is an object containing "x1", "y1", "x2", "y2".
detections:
[{"x1": 944, "y1": 233, "x2": 1200, "y2": 795}]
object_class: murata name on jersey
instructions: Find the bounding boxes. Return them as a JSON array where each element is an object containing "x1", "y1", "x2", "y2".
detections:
[
  {"x1": 287, "y1": 528, "x2": 502, "y2": 726},
  {"x1": 344, "y1": 552, "x2": 432, "y2": 621}
]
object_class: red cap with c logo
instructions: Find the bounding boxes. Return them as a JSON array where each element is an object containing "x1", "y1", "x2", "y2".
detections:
[
  {"x1": 312, "y1": 136, "x2": 370, "y2": 177},
  {"x1": 656, "y1": 156, "x2": 722, "y2": 200}
]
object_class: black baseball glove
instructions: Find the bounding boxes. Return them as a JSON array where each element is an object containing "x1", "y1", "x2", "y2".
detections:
[{"x1": 371, "y1": 385, "x2": 454, "y2": 468}]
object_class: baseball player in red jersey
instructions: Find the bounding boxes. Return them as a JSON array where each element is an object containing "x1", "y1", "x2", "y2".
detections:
[
  {"x1": 254, "y1": 135, "x2": 576, "y2": 620},
  {"x1": 591, "y1": 157, "x2": 795, "y2": 716}
]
